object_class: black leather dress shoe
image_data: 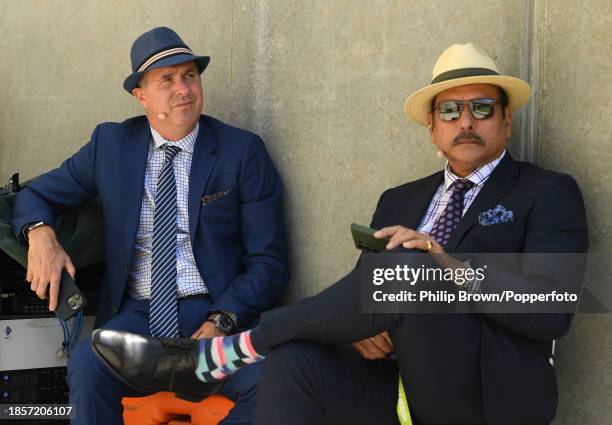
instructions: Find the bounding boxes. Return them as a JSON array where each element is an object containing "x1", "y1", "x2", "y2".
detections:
[{"x1": 91, "y1": 329, "x2": 223, "y2": 401}]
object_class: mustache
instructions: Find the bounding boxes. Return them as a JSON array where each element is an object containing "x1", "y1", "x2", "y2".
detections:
[{"x1": 453, "y1": 132, "x2": 485, "y2": 146}]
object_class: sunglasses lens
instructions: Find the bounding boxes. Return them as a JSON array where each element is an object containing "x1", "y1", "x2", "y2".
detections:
[
  {"x1": 436, "y1": 98, "x2": 496, "y2": 121},
  {"x1": 438, "y1": 101, "x2": 462, "y2": 121},
  {"x1": 470, "y1": 99, "x2": 495, "y2": 119}
]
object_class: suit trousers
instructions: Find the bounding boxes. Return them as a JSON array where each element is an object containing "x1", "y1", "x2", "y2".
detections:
[
  {"x1": 67, "y1": 297, "x2": 262, "y2": 425},
  {"x1": 252, "y1": 260, "x2": 488, "y2": 425},
  {"x1": 255, "y1": 342, "x2": 400, "y2": 425}
]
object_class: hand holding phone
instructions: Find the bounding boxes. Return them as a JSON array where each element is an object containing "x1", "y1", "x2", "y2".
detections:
[
  {"x1": 49, "y1": 270, "x2": 87, "y2": 320},
  {"x1": 351, "y1": 223, "x2": 389, "y2": 252}
]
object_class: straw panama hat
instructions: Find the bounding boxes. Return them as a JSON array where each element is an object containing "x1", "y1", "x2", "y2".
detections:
[{"x1": 404, "y1": 42, "x2": 532, "y2": 126}]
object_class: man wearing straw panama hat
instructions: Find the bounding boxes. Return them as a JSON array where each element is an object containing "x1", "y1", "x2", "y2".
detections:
[
  {"x1": 12, "y1": 27, "x2": 288, "y2": 425},
  {"x1": 91, "y1": 43, "x2": 588, "y2": 425}
]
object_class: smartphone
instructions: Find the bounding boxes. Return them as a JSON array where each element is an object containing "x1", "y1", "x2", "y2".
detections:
[
  {"x1": 50, "y1": 270, "x2": 87, "y2": 321},
  {"x1": 351, "y1": 223, "x2": 389, "y2": 252}
]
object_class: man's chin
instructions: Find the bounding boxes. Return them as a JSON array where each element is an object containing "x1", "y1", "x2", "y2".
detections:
[
  {"x1": 447, "y1": 150, "x2": 490, "y2": 169},
  {"x1": 170, "y1": 114, "x2": 200, "y2": 128}
]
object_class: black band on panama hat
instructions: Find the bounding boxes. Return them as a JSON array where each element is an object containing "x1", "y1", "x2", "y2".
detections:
[
  {"x1": 404, "y1": 43, "x2": 531, "y2": 126},
  {"x1": 431, "y1": 67, "x2": 499, "y2": 84},
  {"x1": 123, "y1": 27, "x2": 210, "y2": 94}
]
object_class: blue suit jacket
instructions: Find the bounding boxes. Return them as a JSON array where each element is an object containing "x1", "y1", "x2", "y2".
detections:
[{"x1": 12, "y1": 115, "x2": 289, "y2": 328}]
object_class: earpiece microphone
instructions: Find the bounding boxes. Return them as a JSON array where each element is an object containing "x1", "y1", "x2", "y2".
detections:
[{"x1": 144, "y1": 107, "x2": 167, "y2": 120}]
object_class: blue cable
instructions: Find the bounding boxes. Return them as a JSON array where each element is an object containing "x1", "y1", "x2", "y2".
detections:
[
  {"x1": 57, "y1": 315, "x2": 69, "y2": 351},
  {"x1": 56, "y1": 310, "x2": 84, "y2": 356},
  {"x1": 70, "y1": 311, "x2": 84, "y2": 351}
]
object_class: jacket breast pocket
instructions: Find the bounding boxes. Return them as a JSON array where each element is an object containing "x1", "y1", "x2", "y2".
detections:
[
  {"x1": 470, "y1": 222, "x2": 524, "y2": 251},
  {"x1": 201, "y1": 188, "x2": 233, "y2": 206},
  {"x1": 478, "y1": 221, "x2": 520, "y2": 234},
  {"x1": 200, "y1": 189, "x2": 239, "y2": 226}
]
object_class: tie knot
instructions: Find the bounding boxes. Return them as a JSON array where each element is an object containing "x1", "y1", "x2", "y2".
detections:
[
  {"x1": 163, "y1": 144, "x2": 181, "y2": 162},
  {"x1": 451, "y1": 179, "x2": 475, "y2": 194}
]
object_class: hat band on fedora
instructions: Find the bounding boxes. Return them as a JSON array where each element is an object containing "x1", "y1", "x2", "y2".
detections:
[
  {"x1": 431, "y1": 67, "x2": 499, "y2": 85},
  {"x1": 137, "y1": 46, "x2": 194, "y2": 72}
]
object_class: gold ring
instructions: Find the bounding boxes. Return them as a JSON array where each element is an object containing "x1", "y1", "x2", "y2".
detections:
[{"x1": 425, "y1": 240, "x2": 432, "y2": 251}]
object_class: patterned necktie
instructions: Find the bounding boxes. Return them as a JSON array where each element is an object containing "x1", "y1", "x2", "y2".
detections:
[
  {"x1": 150, "y1": 144, "x2": 182, "y2": 338},
  {"x1": 429, "y1": 179, "x2": 475, "y2": 246}
]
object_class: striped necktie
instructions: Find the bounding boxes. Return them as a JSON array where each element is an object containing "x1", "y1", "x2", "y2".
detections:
[{"x1": 149, "y1": 144, "x2": 182, "y2": 338}]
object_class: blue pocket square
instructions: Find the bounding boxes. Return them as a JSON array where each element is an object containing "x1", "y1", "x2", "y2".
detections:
[{"x1": 478, "y1": 204, "x2": 514, "y2": 226}]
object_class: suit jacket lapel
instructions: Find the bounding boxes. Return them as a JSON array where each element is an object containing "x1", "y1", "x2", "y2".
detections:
[
  {"x1": 401, "y1": 171, "x2": 444, "y2": 230},
  {"x1": 445, "y1": 153, "x2": 520, "y2": 251},
  {"x1": 188, "y1": 118, "x2": 217, "y2": 242},
  {"x1": 122, "y1": 122, "x2": 150, "y2": 262}
]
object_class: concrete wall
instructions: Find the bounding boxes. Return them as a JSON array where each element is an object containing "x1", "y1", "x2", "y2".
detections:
[
  {"x1": 0, "y1": 0, "x2": 609, "y2": 422},
  {"x1": 535, "y1": 1, "x2": 612, "y2": 423},
  {"x1": 230, "y1": 0, "x2": 528, "y2": 299}
]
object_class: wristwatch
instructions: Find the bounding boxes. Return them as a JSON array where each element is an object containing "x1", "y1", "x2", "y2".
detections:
[
  {"x1": 206, "y1": 311, "x2": 237, "y2": 334},
  {"x1": 457, "y1": 260, "x2": 482, "y2": 293},
  {"x1": 23, "y1": 221, "x2": 49, "y2": 242}
]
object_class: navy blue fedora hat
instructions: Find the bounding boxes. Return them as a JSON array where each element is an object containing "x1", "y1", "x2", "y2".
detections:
[{"x1": 123, "y1": 27, "x2": 210, "y2": 94}]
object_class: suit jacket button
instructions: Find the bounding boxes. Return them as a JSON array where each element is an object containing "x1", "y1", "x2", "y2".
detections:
[{"x1": 113, "y1": 305, "x2": 119, "y2": 314}]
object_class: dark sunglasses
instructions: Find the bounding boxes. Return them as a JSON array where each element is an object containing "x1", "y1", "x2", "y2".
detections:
[{"x1": 433, "y1": 98, "x2": 497, "y2": 121}]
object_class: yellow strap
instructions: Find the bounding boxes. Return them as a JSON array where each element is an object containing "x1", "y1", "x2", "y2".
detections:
[{"x1": 397, "y1": 375, "x2": 413, "y2": 425}]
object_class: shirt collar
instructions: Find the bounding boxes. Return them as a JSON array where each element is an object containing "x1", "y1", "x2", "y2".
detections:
[
  {"x1": 150, "y1": 122, "x2": 199, "y2": 154},
  {"x1": 442, "y1": 149, "x2": 506, "y2": 192}
]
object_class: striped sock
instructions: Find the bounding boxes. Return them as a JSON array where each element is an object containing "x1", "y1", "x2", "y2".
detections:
[{"x1": 195, "y1": 330, "x2": 264, "y2": 382}]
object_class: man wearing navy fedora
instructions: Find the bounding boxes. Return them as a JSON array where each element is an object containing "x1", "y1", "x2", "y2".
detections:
[
  {"x1": 12, "y1": 27, "x2": 288, "y2": 424},
  {"x1": 91, "y1": 43, "x2": 588, "y2": 425}
]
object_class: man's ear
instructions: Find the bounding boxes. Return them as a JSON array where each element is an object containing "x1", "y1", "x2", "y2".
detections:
[
  {"x1": 427, "y1": 111, "x2": 435, "y2": 142},
  {"x1": 132, "y1": 86, "x2": 147, "y2": 108}
]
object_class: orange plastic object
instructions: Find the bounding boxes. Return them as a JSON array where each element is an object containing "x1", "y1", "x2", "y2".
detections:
[{"x1": 122, "y1": 392, "x2": 234, "y2": 425}]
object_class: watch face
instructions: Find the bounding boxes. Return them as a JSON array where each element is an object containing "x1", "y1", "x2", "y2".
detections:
[{"x1": 217, "y1": 315, "x2": 234, "y2": 333}]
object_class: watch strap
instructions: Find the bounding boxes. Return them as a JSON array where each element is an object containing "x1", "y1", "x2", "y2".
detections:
[{"x1": 23, "y1": 221, "x2": 48, "y2": 243}]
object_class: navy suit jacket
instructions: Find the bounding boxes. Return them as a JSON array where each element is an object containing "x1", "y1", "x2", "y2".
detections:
[
  {"x1": 368, "y1": 154, "x2": 588, "y2": 425},
  {"x1": 12, "y1": 115, "x2": 289, "y2": 328}
]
